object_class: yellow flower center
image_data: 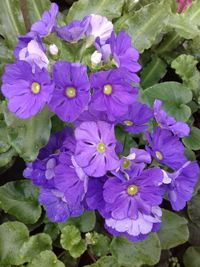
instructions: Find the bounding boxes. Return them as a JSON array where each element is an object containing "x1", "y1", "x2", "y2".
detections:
[
  {"x1": 31, "y1": 82, "x2": 40, "y2": 94},
  {"x1": 121, "y1": 159, "x2": 131, "y2": 169},
  {"x1": 127, "y1": 184, "x2": 138, "y2": 196},
  {"x1": 65, "y1": 86, "x2": 76, "y2": 98},
  {"x1": 96, "y1": 143, "x2": 106, "y2": 153},
  {"x1": 155, "y1": 151, "x2": 163, "y2": 160},
  {"x1": 103, "y1": 84, "x2": 112, "y2": 95},
  {"x1": 124, "y1": 120, "x2": 133, "y2": 126}
]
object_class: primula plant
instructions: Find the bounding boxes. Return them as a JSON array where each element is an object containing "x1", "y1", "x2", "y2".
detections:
[{"x1": 0, "y1": 0, "x2": 200, "y2": 266}]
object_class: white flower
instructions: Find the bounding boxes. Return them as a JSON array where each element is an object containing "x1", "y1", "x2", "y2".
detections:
[{"x1": 49, "y1": 44, "x2": 59, "y2": 55}]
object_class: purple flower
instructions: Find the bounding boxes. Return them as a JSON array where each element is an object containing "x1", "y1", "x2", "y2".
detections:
[
  {"x1": 56, "y1": 16, "x2": 90, "y2": 43},
  {"x1": 113, "y1": 148, "x2": 152, "y2": 180},
  {"x1": 89, "y1": 69, "x2": 138, "y2": 121},
  {"x1": 1, "y1": 60, "x2": 54, "y2": 119},
  {"x1": 86, "y1": 14, "x2": 113, "y2": 45},
  {"x1": 103, "y1": 168, "x2": 163, "y2": 241},
  {"x1": 119, "y1": 102, "x2": 153, "y2": 134},
  {"x1": 145, "y1": 127, "x2": 187, "y2": 170},
  {"x1": 110, "y1": 30, "x2": 141, "y2": 82},
  {"x1": 31, "y1": 3, "x2": 58, "y2": 37},
  {"x1": 18, "y1": 39, "x2": 49, "y2": 71},
  {"x1": 164, "y1": 161, "x2": 199, "y2": 211},
  {"x1": 39, "y1": 188, "x2": 72, "y2": 222},
  {"x1": 48, "y1": 61, "x2": 90, "y2": 122},
  {"x1": 153, "y1": 100, "x2": 190, "y2": 138},
  {"x1": 75, "y1": 121, "x2": 119, "y2": 177}
]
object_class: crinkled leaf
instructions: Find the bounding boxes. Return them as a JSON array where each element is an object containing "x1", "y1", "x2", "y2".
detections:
[
  {"x1": 183, "y1": 127, "x2": 200, "y2": 151},
  {"x1": 27, "y1": 250, "x2": 65, "y2": 267},
  {"x1": 110, "y1": 233, "x2": 161, "y2": 267},
  {"x1": 90, "y1": 233, "x2": 111, "y2": 258},
  {"x1": 157, "y1": 209, "x2": 189, "y2": 249},
  {"x1": 0, "y1": 180, "x2": 41, "y2": 224},
  {"x1": 188, "y1": 192, "x2": 200, "y2": 228},
  {"x1": 84, "y1": 256, "x2": 119, "y2": 267},
  {"x1": 114, "y1": 0, "x2": 172, "y2": 52},
  {"x1": 140, "y1": 81, "x2": 192, "y2": 121},
  {"x1": 0, "y1": 147, "x2": 17, "y2": 168},
  {"x1": 171, "y1": 54, "x2": 199, "y2": 96},
  {"x1": 67, "y1": 0, "x2": 124, "y2": 22},
  {"x1": 59, "y1": 211, "x2": 96, "y2": 233},
  {"x1": 20, "y1": 233, "x2": 52, "y2": 262},
  {"x1": 60, "y1": 225, "x2": 86, "y2": 258},
  {"x1": 183, "y1": 246, "x2": 200, "y2": 267},
  {"x1": 140, "y1": 56, "x2": 167, "y2": 88},
  {"x1": 0, "y1": 121, "x2": 11, "y2": 153},
  {"x1": 2, "y1": 103, "x2": 52, "y2": 162},
  {"x1": 44, "y1": 222, "x2": 60, "y2": 241},
  {"x1": 0, "y1": 221, "x2": 29, "y2": 266}
]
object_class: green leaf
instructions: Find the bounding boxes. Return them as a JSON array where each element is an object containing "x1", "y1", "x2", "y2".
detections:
[
  {"x1": 90, "y1": 233, "x2": 111, "y2": 258},
  {"x1": 0, "y1": 221, "x2": 29, "y2": 266},
  {"x1": 110, "y1": 233, "x2": 161, "y2": 267},
  {"x1": 25, "y1": 0, "x2": 50, "y2": 25},
  {"x1": 2, "y1": 103, "x2": 52, "y2": 162},
  {"x1": 171, "y1": 54, "x2": 199, "y2": 96},
  {"x1": 44, "y1": 222, "x2": 60, "y2": 241},
  {"x1": 140, "y1": 56, "x2": 167, "y2": 88},
  {"x1": 183, "y1": 127, "x2": 200, "y2": 150},
  {"x1": 188, "y1": 193, "x2": 200, "y2": 228},
  {"x1": 183, "y1": 246, "x2": 200, "y2": 267},
  {"x1": 0, "y1": 121, "x2": 11, "y2": 153},
  {"x1": 84, "y1": 256, "x2": 119, "y2": 267},
  {"x1": 67, "y1": 0, "x2": 124, "y2": 22},
  {"x1": 157, "y1": 209, "x2": 189, "y2": 249},
  {"x1": 60, "y1": 225, "x2": 86, "y2": 258},
  {"x1": 59, "y1": 211, "x2": 96, "y2": 233},
  {"x1": 0, "y1": 147, "x2": 17, "y2": 168},
  {"x1": 0, "y1": 0, "x2": 25, "y2": 48},
  {"x1": 0, "y1": 180, "x2": 41, "y2": 224},
  {"x1": 114, "y1": 0, "x2": 172, "y2": 52},
  {"x1": 27, "y1": 251, "x2": 65, "y2": 267},
  {"x1": 20, "y1": 233, "x2": 52, "y2": 262},
  {"x1": 140, "y1": 81, "x2": 192, "y2": 121}
]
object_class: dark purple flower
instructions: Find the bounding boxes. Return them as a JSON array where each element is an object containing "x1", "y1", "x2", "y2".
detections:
[
  {"x1": 48, "y1": 61, "x2": 90, "y2": 122},
  {"x1": 164, "y1": 161, "x2": 199, "y2": 211},
  {"x1": 110, "y1": 30, "x2": 141, "y2": 82},
  {"x1": 119, "y1": 102, "x2": 153, "y2": 134},
  {"x1": 31, "y1": 3, "x2": 58, "y2": 37},
  {"x1": 1, "y1": 60, "x2": 54, "y2": 119},
  {"x1": 75, "y1": 121, "x2": 119, "y2": 177},
  {"x1": 153, "y1": 100, "x2": 190, "y2": 138},
  {"x1": 39, "y1": 188, "x2": 72, "y2": 222},
  {"x1": 103, "y1": 168, "x2": 163, "y2": 241},
  {"x1": 89, "y1": 69, "x2": 138, "y2": 121},
  {"x1": 145, "y1": 127, "x2": 187, "y2": 170},
  {"x1": 56, "y1": 16, "x2": 90, "y2": 43}
]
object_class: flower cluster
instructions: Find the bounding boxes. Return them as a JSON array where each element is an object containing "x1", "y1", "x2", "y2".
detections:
[{"x1": 2, "y1": 3, "x2": 199, "y2": 242}]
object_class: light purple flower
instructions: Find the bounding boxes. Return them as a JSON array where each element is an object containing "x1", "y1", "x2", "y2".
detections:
[
  {"x1": 1, "y1": 60, "x2": 54, "y2": 119},
  {"x1": 145, "y1": 127, "x2": 187, "y2": 170},
  {"x1": 31, "y1": 3, "x2": 59, "y2": 37},
  {"x1": 18, "y1": 39, "x2": 49, "y2": 71},
  {"x1": 89, "y1": 69, "x2": 138, "y2": 121},
  {"x1": 48, "y1": 61, "x2": 90, "y2": 122},
  {"x1": 110, "y1": 30, "x2": 141, "y2": 82},
  {"x1": 119, "y1": 102, "x2": 153, "y2": 134},
  {"x1": 86, "y1": 14, "x2": 113, "y2": 45},
  {"x1": 56, "y1": 16, "x2": 90, "y2": 43},
  {"x1": 75, "y1": 121, "x2": 119, "y2": 177},
  {"x1": 164, "y1": 161, "x2": 199, "y2": 211},
  {"x1": 153, "y1": 100, "x2": 190, "y2": 138}
]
